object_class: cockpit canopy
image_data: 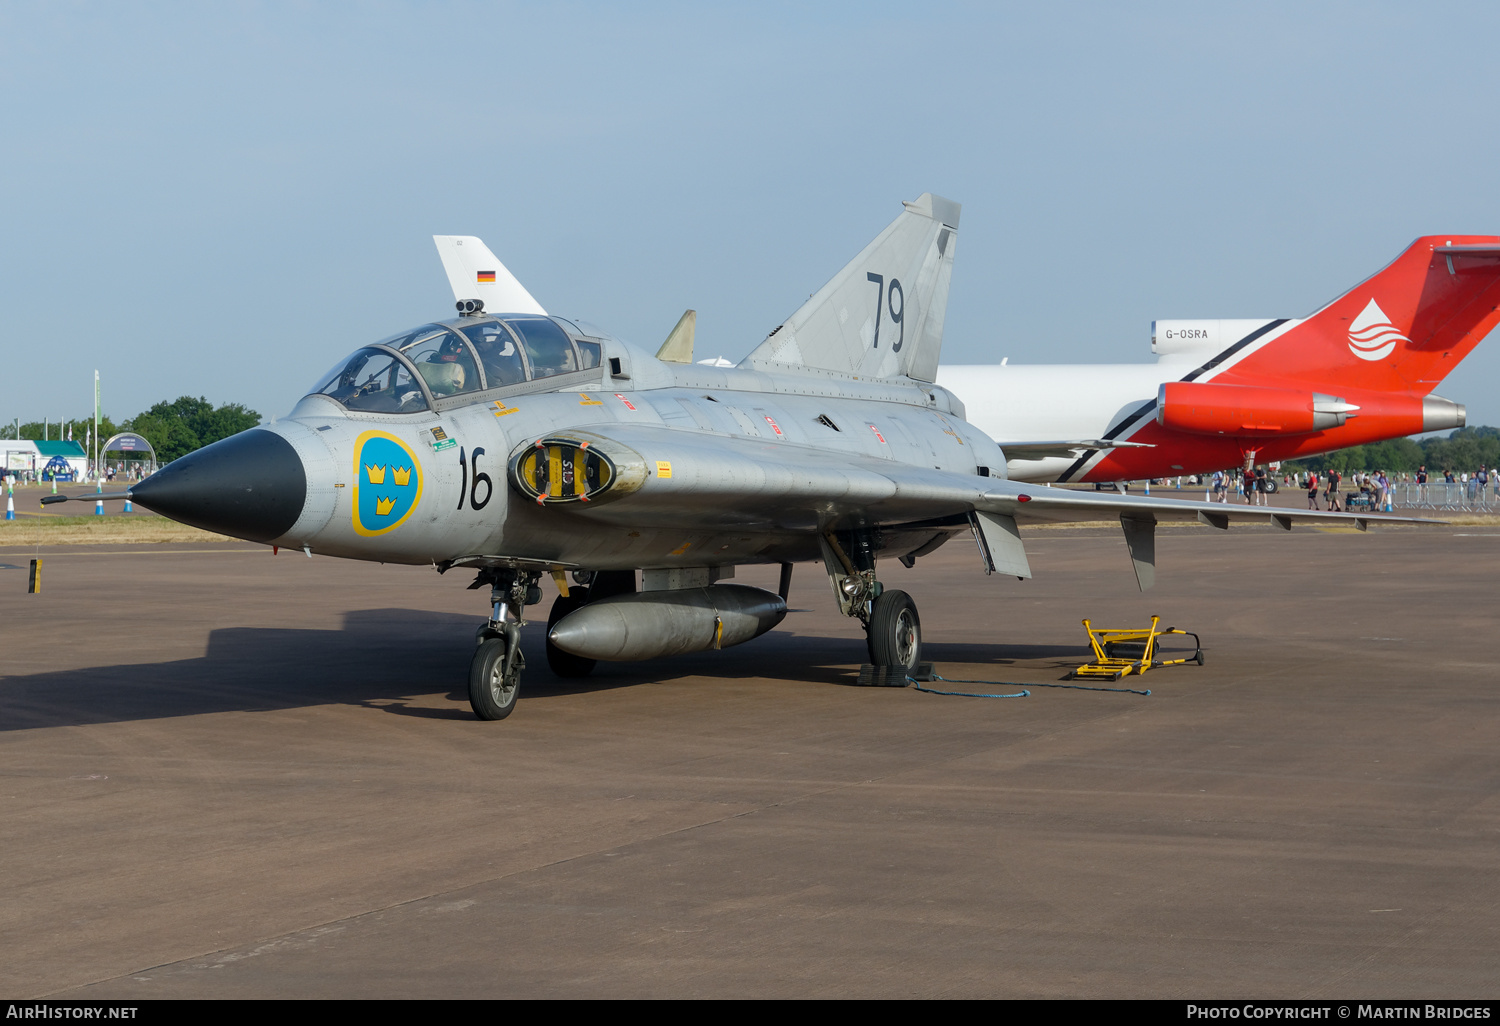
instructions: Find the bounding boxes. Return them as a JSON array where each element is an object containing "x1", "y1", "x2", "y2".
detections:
[{"x1": 309, "y1": 316, "x2": 603, "y2": 413}]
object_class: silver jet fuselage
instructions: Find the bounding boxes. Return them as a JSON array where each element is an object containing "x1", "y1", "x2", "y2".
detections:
[{"x1": 242, "y1": 318, "x2": 998, "y2": 574}]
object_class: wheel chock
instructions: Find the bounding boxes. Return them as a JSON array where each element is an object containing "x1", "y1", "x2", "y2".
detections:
[{"x1": 858, "y1": 661, "x2": 934, "y2": 687}]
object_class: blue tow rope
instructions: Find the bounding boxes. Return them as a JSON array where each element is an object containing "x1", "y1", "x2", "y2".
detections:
[{"x1": 907, "y1": 673, "x2": 1151, "y2": 699}]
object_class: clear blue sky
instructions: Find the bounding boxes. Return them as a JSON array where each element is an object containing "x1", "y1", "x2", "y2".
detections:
[{"x1": 4, "y1": 2, "x2": 1500, "y2": 427}]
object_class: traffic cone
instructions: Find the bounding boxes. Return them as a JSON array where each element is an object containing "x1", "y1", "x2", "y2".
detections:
[
  {"x1": 50, "y1": 478, "x2": 56, "y2": 494},
  {"x1": 94, "y1": 480, "x2": 104, "y2": 516},
  {"x1": 5, "y1": 490, "x2": 13, "y2": 521}
]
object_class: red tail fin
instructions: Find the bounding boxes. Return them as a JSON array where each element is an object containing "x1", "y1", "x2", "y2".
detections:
[{"x1": 1218, "y1": 236, "x2": 1500, "y2": 396}]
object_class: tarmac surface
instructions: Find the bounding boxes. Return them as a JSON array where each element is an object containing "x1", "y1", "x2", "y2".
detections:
[{"x1": 2, "y1": 521, "x2": 1497, "y2": 999}]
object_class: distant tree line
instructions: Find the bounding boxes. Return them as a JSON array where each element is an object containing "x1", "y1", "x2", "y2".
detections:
[
  {"x1": 1285, "y1": 426, "x2": 1500, "y2": 476},
  {"x1": 0, "y1": 397, "x2": 261, "y2": 464}
]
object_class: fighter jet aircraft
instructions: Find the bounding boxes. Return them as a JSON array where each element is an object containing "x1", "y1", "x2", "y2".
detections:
[
  {"x1": 55, "y1": 194, "x2": 1427, "y2": 721},
  {"x1": 937, "y1": 237, "x2": 1500, "y2": 484}
]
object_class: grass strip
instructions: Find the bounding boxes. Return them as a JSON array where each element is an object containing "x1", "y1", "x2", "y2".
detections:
[{"x1": 0, "y1": 516, "x2": 233, "y2": 545}]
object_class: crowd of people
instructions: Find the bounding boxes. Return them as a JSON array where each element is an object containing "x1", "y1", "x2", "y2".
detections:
[
  {"x1": 1198, "y1": 463, "x2": 1498, "y2": 511},
  {"x1": 1300, "y1": 468, "x2": 1381, "y2": 511},
  {"x1": 1202, "y1": 466, "x2": 1282, "y2": 506}
]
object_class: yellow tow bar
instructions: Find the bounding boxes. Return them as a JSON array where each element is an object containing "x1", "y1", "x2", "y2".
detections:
[{"x1": 1069, "y1": 615, "x2": 1203, "y2": 681}]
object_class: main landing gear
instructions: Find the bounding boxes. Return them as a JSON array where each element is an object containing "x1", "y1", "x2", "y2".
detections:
[
  {"x1": 823, "y1": 530, "x2": 924, "y2": 676},
  {"x1": 468, "y1": 568, "x2": 541, "y2": 720},
  {"x1": 867, "y1": 589, "x2": 921, "y2": 672}
]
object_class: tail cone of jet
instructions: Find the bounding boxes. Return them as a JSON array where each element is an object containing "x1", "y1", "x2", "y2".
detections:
[{"x1": 129, "y1": 429, "x2": 306, "y2": 543}]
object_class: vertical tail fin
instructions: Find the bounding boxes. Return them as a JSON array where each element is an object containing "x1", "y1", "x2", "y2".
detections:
[
  {"x1": 432, "y1": 235, "x2": 547, "y2": 315},
  {"x1": 1219, "y1": 236, "x2": 1500, "y2": 395},
  {"x1": 656, "y1": 310, "x2": 697, "y2": 364},
  {"x1": 744, "y1": 194, "x2": 959, "y2": 381}
]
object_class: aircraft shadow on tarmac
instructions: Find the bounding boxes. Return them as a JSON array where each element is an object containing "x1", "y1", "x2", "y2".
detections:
[{"x1": 0, "y1": 608, "x2": 1094, "y2": 730}]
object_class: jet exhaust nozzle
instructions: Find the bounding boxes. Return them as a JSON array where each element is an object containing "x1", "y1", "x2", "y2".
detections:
[
  {"x1": 1422, "y1": 394, "x2": 1465, "y2": 433},
  {"x1": 548, "y1": 584, "x2": 787, "y2": 662}
]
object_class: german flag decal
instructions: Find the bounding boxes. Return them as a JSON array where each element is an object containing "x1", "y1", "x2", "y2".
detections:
[{"x1": 477, "y1": 270, "x2": 496, "y2": 283}]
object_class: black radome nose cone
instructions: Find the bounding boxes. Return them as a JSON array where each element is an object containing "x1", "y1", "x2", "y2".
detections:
[{"x1": 131, "y1": 429, "x2": 306, "y2": 543}]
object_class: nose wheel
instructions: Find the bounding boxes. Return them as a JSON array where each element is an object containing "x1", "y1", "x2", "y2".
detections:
[{"x1": 470, "y1": 630, "x2": 522, "y2": 720}]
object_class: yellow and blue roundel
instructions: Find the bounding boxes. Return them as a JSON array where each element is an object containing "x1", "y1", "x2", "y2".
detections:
[{"x1": 353, "y1": 430, "x2": 423, "y2": 537}]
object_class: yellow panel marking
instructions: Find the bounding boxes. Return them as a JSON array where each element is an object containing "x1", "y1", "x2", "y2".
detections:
[
  {"x1": 669, "y1": 541, "x2": 692, "y2": 556},
  {"x1": 548, "y1": 446, "x2": 563, "y2": 498},
  {"x1": 656, "y1": 461, "x2": 672, "y2": 479},
  {"x1": 578, "y1": 393, "x2": 603, "y2": 406},
  {"x1": 492, "y1": 401, "x2": 519, "y2": 417}
]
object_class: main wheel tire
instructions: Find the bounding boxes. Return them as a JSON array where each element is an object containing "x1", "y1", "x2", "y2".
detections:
[
  {"x1": 469, "y1": 636, "x2": 521, "y2": 720},
  {"x1": 867, "y1": 589, "x2": 921, "y2": 673},
  {"x1": 546, "y1": 587, "x2": 597, "y2": 679}
]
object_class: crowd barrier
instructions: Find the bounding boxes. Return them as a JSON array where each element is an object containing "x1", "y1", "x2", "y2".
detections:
[{"x1": 1389, "y1": 481, "x2": 1499, "y2": 511}]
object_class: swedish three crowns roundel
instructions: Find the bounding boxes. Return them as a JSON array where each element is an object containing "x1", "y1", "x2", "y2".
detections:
[{"x1": 353, "y1": 430, "x2": 423, "y2": 537}]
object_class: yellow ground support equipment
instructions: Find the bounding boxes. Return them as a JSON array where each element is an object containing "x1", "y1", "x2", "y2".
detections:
[{"x1": 1069, "y1": 616, "x2": 1203, "y2": 681}]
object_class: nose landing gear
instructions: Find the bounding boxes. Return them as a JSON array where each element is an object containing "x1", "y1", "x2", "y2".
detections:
[{"x1": 468, "y1": 568, "x2": 541, "y2": 720}]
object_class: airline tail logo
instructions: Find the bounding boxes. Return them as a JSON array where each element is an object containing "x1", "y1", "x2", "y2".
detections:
[{"x1": 1347, "y1": 298, "x2": 1409, "y2": 362}]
